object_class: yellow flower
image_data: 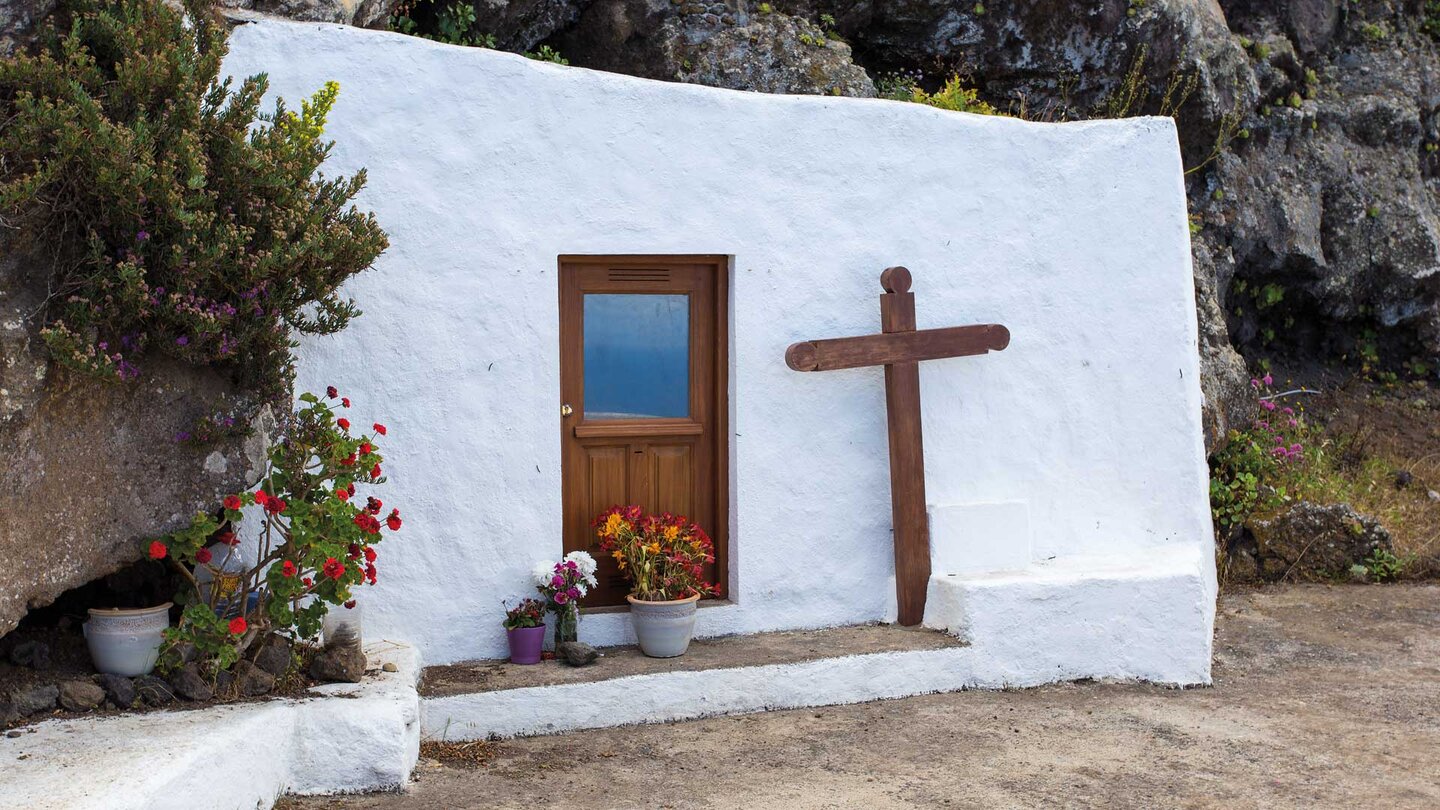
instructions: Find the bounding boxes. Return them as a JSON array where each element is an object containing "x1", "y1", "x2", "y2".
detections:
[
  {"x1": 646, "y1": 542, "x2": 661, "y2": 554},
  {"x1": 663, "y1": 525, "x2": 680, "y2": 542},
  {"x1": 603, "y1": 513, "x2": 623, "y2": 537}
]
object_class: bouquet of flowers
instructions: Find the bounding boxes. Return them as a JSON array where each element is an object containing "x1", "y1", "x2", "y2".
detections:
[
  {"x1": 531, "y1": 551, "x2": 598, "y2": 643},
  {"x1": 502, "y1": 598, "x2": 546, "y2": 630},
  {"x1": 592, "y1": 506, "x2": 717, "y2": 602}
]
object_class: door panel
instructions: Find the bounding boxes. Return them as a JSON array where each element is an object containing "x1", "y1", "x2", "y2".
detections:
[{"x1": 559, "y1": 256, "x2": 728, "y2": 607}]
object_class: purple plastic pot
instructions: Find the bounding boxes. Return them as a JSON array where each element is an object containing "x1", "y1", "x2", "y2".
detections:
[{"x1": 507, "y1": 624, "x2": 546, "y2": 665}]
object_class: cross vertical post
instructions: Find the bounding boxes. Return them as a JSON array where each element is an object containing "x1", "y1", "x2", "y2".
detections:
[
  {"x1": 783, "y1": 266, "x2": 1009, "y2": 627},
  {"x1": 878, "y1": 266, "x2": 930, "y2": 626}
]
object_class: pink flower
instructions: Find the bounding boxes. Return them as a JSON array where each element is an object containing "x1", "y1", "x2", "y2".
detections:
[
  {"x1": 551, "y1": 574, "x2": 565, "y2": 588},
  {"x1": 1261, "y1": 400, "x2": 1276, "y2": 411},
  {"x1": 1262, "y1": 373, "x2": 1273, "y2": 386},
  {"x1": 554, "y1": 591, "x2": 570, "y2": 605},
  {"x1": 1282, "y1": 407, "x2": 1294, "y2": 416},
  {"x1": 1250, "y1": 378, "x2": 1260, "y2": 388},
  {"x1": 566, "y1": 587, "x2": 580, "y2": 600}
]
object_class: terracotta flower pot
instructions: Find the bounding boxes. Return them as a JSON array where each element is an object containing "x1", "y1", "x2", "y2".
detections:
[
  {"x1": 507, "y1": 624, "x2": 546, "y2": 665},
  {"x1": 84, "y1": 603, "x2": 171, "y2": 676},
  {"x1": 627, "y1": 594, "x2": 701, "y2": 658}
]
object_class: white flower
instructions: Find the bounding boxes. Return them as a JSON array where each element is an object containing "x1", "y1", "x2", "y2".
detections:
[
  {"x1": 531, "y1": 560, "x2": 556, "y2": 588},
  {"x1": 565, "y1": 550, "x2": 599, "y2": 586}
]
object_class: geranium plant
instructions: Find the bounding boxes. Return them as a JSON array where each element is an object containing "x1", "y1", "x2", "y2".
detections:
[
  {"x1": 149, "y1": 388, "x2": 400, "y2": 673},
  {"x1": 1210, "y1": 373, "x2": 1310, "y2": 534},
  {"x1": 592, "y1": 506, "x2": 717, "y2": 601},
  {"x1": 531, "y1": 551, "x2": 597, "y2": 644},
  {"x1": 502, "y1": 598, "x2": 546, "y2": 630}
]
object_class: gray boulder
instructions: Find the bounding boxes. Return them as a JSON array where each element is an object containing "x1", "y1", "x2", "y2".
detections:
[
  {"x1": 557, "y1": 640, "x2": 600, "y2": 666},
  {"x1": 233, "y1": 660, "x2": 277, "y2": 696},
  {"x1": 0, "y1": 252, "x2": 275, "y2": 639},
  {"x1": 168, "y1": 664, "x2": 214, "y2": 702},
  {"x1": 9, "y1": 684, "x2": 57, "y2": 716},
  {"x1": 253, "y1": 634, "x2": 294, "y2": 678},
  {"x1": 57, "y1": 680, "x2": 104, "y2": 712},
  {"x1": 1245, "y1": 501, "x2": 1392, "y2": 581},
  {"x1": 95, "y1": 674, "x2": 137, "y2": 709},
  {"x1": 309, "y1": 645, "x2": 367, "y2": 683}
]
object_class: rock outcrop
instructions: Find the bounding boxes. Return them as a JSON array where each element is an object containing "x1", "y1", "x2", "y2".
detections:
[
  {"x1": 0, "y1": 254, "x2": 274, "y2": 637},
  {"x1": 1238, "y1": 500, "x2": 1392, "y2": 580}
]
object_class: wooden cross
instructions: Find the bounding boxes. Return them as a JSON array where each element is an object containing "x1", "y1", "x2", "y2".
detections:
[{"x1": 785, "y1": 267, "x2": 1010, "y2": 626}]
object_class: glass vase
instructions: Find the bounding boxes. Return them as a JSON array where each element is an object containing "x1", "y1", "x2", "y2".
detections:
[{"x1": 553, "y1": 603, "x2": 580, "y2": 646}]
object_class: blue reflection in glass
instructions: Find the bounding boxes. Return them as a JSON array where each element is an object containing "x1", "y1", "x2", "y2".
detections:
[{"x1": 584, "y1": 294, "x2": 690, "y2": 419}]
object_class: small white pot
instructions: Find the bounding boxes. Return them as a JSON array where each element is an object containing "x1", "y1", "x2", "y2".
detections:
[
  {"x1": 626, "y1": 594, "x2": 700, "y2": 658},
  {"x1": 83, "y1": 603, "x2": 171, "y2": 676}
]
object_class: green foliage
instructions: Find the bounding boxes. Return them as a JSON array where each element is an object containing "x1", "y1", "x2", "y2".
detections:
[
  {"x1": 154, "y1": 390, "x2": 398, "y2": 674},
  {"x1": 0, "y1": 0, "x2": 387, "y2": 402},
  {"x1": 390, "y1": 0, "x2": 496, "y2": 47},
  {"x1": 524, "y1": 45, "x2": 568, "y2": 65},
  {"x1": 909, "y1": 75, "x2": 998, "y2": 115},
  {"x1": 1426, "y1": 2, "x2": 1440, "y2": 40},
  {"x1": 1210, "y1": 377, "x2": 1310, "y2": 532},
  {"x1": 1360, "y1": 22, "x2": 1387, "y2": 41},
  {"x1": 1355, "y1": 548, "x2": 1404, "y2": 582}
]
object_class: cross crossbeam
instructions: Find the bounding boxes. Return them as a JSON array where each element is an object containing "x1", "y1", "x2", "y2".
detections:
[{"x1": 784, "y1": 266, "x2": 1010, "y2": 625}]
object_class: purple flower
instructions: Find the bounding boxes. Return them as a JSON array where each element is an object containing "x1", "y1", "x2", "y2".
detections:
[
  {"x1": 1262, "y1": 373, "x2": 1274, "y2": 386},
  {"x1": 550, "y1": 574, "x2": 565, "y2": 589},
  {"x1": 554, "y1": 591, "x2": 570, "y2": 605},
  {"x1": 566, "y1": 587, "x2": 580, "y2": 600},
  {"x1": 175, "y1": 431, "x2": 190, "y2": 442},
  {"x1": 176, "y1": 336, "x2": 189, "y2": 346},
  {"x1": 1250, "y1": 378, "x2": 1260, "y2": 388},
  {"x1": 1261, "y1": 400, "x2": 1276, "y2": 411},
  {"x1": 136, "y1": 231, "x2": 149, "y2": 242}
]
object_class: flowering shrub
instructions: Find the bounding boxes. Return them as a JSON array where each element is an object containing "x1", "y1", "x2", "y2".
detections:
[
  {"x1": 0, "y1": 0, "x2": 387, "y2": 402},
  {"x1": 531, "y1": 552, "x2": 597, "y2": 643},
  {"x1": 1210, "y1": 374, "x2": 1310, "y2": 533},
  {"x1": 150, "y1": 388, "x2": 399, "y2": 673},
  {"x1": 502, "y1": 598, "x2": 546, "y2": 630},
  {"x1": 592, "y1": 506, "x2": 718, "y2": 601}
]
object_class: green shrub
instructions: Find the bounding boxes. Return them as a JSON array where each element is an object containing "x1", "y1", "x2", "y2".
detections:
[
  {"x1": 910, "y1": 75, "x2": 998, "y2": 115},
  {"x1": 0, "y1": 0, "x2": 387, "y2": 402}
]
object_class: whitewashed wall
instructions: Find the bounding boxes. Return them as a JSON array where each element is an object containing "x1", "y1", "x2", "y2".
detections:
[{"x1": 223, "y1": 21, "x2": 1214, "y2": 666}]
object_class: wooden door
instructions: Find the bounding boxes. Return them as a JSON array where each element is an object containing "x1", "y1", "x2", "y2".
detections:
[{"x1": 559, "y1": 255, "x2": 728, "y2": 607}]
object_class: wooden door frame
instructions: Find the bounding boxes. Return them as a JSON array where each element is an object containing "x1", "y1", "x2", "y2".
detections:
[{"x1": 556, "y1": 254, "x2": 731, "y2": 606}]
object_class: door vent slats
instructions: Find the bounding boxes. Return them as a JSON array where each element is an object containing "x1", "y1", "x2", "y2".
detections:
[{"x1": 608, "y1": 268, "x2": 671, "y2": 283}]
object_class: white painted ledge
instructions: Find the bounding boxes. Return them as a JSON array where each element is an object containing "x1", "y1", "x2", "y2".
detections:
[
  {"x1": 424, "y1": 546, "x2": 1212, "y2": 741},
  {"x1": 924, "y1": 544, "x2": 1214, "y2": 686},
  {"x1": 0, "y1": 641, "x2": 422, "y2": 810}
]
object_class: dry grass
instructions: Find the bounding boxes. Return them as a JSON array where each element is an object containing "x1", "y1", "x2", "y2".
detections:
[
  {"x1": 419, "y1": 739, "x2": 497, "y2": 770},
  {"x1": 1281, "y1": 377, "x2": 1440, "y2": 577}
]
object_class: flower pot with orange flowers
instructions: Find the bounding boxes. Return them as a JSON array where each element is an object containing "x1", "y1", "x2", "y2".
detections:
[{"x1": 592, "y1": 506, "x2": 718, "y2": 658}]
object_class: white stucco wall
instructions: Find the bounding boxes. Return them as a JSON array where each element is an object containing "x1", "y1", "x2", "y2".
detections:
[{"x1": 222, "y1": 21, "x2": 1214, "y2": 666}]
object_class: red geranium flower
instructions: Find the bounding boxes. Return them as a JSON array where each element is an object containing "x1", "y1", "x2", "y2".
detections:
[
  {"x1": 223, "y1": 494, "x2": 242, "y2": 511},
  {"x1": 344, "y1": 600, "x2": 357, "y2": 609},
  {"x1": 366, "y1": 496, "x2": 382, "y2": 514},
  {"x1": 195, "y1": 547, "x2": 212, "y2": 564},
  {"x1": 265, "y1": 497, "x2": 287, "y2": 514},
  {"x1": 336, "y1": 487, "x2": 350, "y2": 501},
  {"x1": 341, "y1": 452, "x2": 356, "y2": 466},
  {"x1": 326, "y1": 385, "x2": 338, "y2": 399},
  {"x1": 370, "y1": 464, "x2": 382, "y2": 478},
  {"x1": 348, "y1": 543, "x2": 361, "y2": 560},
  {"x1": 363, "y1": 546, "x2": 377, "y2": 562},
  {"x1": 373, "y1": 423, "x2": 387, "y2": 435},
  {"x1": 281, "y1": 560, "x2": 297, "y2": 578},
  {"x1": 148, "y1": 540, "x2": 167, "y2": 560},
  {"x1": 216, "y1": 529, "x2": 239, "y2": 546},
  {"x1": 341, "y1": 397, "x2": 351, "y2": 408},
  {"x1": 337, "y1": 418, "x2": 350, "y2": 431},
  {"x1": 253, "y1": 490, "x2": 269, "y2": 506},
  {"x1": 360, "y1": 442, "x2": 372, "y2": 455},
  {"x1": 365, "y1": 563, "x2": 377, "y2": 584},
  {"x1": 228, "y1": 617, "x2": 247, "y2": 635},
  {"x1": 302, "y1": 577, "x2": 313, "y2": 588},
  {"x1": 386, "y1": 509, "x2": 402, "y2": 531},
  {"x1": 323, "y1": 557, "x2": 345, "y2": 580}
]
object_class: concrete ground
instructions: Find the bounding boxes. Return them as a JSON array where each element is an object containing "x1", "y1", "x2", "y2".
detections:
[{"x1": 285, "y1": 584, "x2": 1440, "y2": 809}]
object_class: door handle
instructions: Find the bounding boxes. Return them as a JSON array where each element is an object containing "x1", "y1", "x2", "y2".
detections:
[{"x1": 561, "y1": 404, "x2": 574, "y2": 417}]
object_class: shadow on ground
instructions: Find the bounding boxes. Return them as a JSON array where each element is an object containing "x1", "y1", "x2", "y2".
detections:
[{"x1": 283, "y1": 585, "x2": 1440, "y2": 809}]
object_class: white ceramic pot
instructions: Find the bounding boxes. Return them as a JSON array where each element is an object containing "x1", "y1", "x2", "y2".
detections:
[
  {"x1": 626, "y1": 594, "x2": 700, "y2": 658},
  {"x1": 83, "y1": 603, "x2": 171, "y2": 676}
]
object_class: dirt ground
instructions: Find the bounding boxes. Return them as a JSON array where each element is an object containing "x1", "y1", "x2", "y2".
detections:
[{"x1": 283, "y1": 584, "x2": 1440, "y2": 810}]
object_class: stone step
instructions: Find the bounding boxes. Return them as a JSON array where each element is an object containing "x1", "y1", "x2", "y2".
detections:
[{"x1": 423, "y1": 546, "x2": 1213, "y2": 741}]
